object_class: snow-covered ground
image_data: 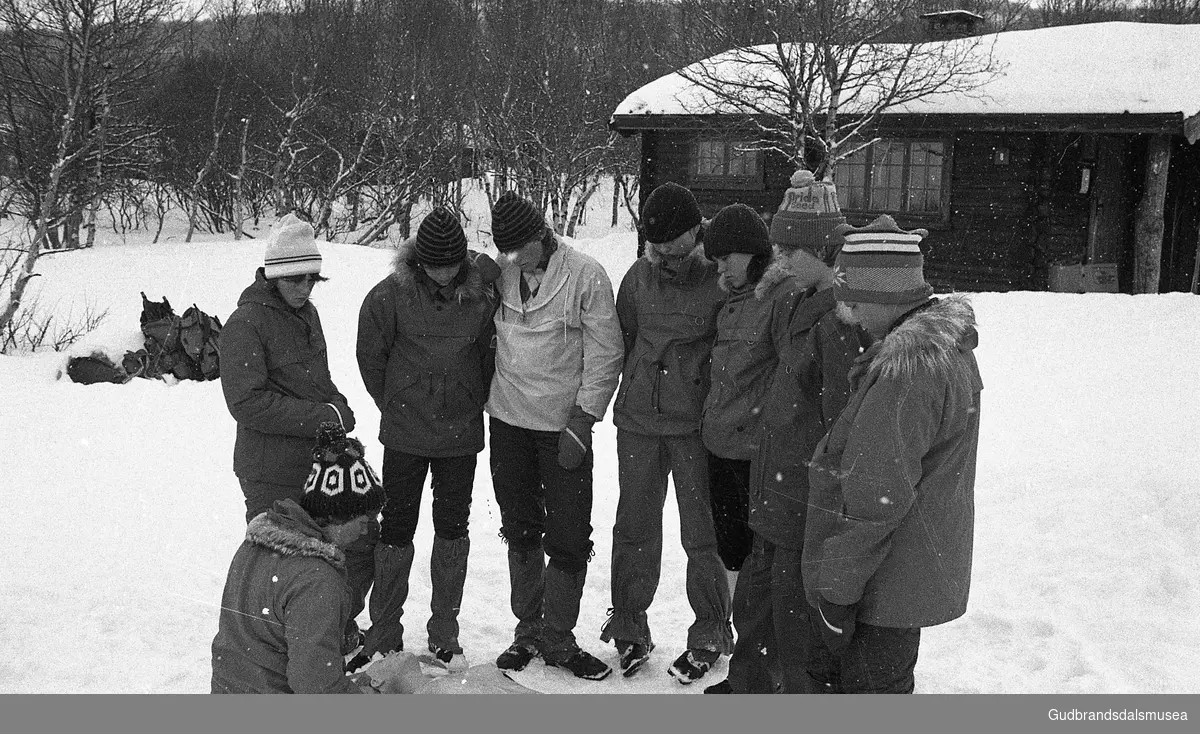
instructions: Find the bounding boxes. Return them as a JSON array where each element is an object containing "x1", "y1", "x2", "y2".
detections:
[{"x1": 0, "y1": 182, "x2": 1197, "y2": 695}]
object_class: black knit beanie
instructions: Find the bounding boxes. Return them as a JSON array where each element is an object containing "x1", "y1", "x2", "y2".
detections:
[
  {"x1": 300, "y1": 423, "x2": 386, "y2": 522},
  {"x1": 491, "y1": 191, "x2": 546, "y2": 252},
  {"x1": 415, "y1": 207, "x2": 468, "y2": 266},
  {"x1": 641, "y1": 182, "x2": 702, "y2": 244},
  {"x1": 703, "y1": 203, "x2": 770, "y2": 260}
]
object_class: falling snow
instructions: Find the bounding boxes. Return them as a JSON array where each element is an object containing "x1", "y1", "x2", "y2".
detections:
[{"x1": 1, "y1": 179, "x2": 1198, "y2": 694}]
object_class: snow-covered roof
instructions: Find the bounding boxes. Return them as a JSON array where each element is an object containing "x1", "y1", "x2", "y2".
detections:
[{"x1": 612, "y1": 22, "x2": 1200, "y2": 139}]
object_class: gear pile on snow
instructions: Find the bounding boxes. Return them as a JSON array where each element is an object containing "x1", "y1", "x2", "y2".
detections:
[{"x1": 66, "y1": 292, "x2": 223, "y2": 385}]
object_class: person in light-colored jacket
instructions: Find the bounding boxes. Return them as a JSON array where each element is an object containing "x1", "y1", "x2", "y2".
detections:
[{"x1": 485, "y1": 191, "x2": 623, "y2": 682}]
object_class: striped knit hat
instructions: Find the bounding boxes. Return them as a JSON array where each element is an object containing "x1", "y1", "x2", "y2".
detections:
[
  {"x1": 832, "y1": 215, "x2": 933, "y2": 304},
  {"x1": 264, "y1": 213, "x2": 322, "y2": 279},
  {"x1": 300, "y1": 423, "x2": 385, "y2": 522},
  {"x1": 491, "y1": 191, "x2": 546, "y2": 252},
  {"x1": 415, "y1": 207, "x2": 468, "y2": 266}
]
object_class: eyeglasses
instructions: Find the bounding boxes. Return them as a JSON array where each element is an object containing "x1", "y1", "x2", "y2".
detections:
[{"x1": 279, "y1": 273, "x2": 324, "y2": 285}]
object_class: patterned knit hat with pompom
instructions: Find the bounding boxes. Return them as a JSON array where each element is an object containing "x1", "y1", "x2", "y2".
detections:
[
  {"x1": 768, "y1": 169, "x2": 846, "y2": 262},
  {"x1": 300, "y1": 423, "x2": 385, "y2": 522}
]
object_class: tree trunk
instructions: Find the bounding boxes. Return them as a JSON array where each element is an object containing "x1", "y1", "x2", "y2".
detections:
[
  {"x1": 1133, "y1": 134, "x2": 1171, "y2": 293},
  {"x1": 233, "y1": 117, "x2": 249, "y2": 241}
]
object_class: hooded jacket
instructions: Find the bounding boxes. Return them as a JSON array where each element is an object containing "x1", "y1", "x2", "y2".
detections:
[
  {"x1": 748, "y1": 255, "x2": 869, "y2": 547},
  {"x1": 612, "y1": 245, "x2": 725, "y2": 436},
  {"x1": 486, "y1": 238, "x2": 623, "y2": 430},
  {"x1": 700, "y1": 262, "x2": 804, "y2": 460},
  {"x1": 356, "y1": 241, "x2": 500, "y2": 456},
  {"x1": 211, "y1": 499, "x2": 362, "y2": 694},
  {"x1": 803, "y1": 296, "x2": 983, "y2": 628},
  {"x1": 220, "y1": 269, "x2": 352, "y2": 488}
]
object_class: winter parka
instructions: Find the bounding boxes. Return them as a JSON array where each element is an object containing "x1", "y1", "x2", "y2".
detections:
[
  {"x1": 803, "y1": 296, "x2": 983, "y2": 628},
  {"x1": 356, "y1": 241, "x2": 500, "y2": 457},
  {"x1": 748, "y1": 260, "x2": 869, "y2": 548},
  {"x1": 612, "y1": 245, "x2": 726, "y2": 436},
  {"x1": 486, "y1": 238, "x2": 623, "y2": 430},
  {"x1": 211, "y1": 499, "x2": 363, "y2": 694},
  {"x1": 220, "y1": 269, "x2": 353, "y2": 488},
  {"x1": 700, "y1": 266, "x2": 804, "y2": 460}
]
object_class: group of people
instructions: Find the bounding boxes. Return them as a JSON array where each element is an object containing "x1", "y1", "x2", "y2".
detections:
[{"x1": 210, "y1": 172, "x2": 983, "y2": 695}]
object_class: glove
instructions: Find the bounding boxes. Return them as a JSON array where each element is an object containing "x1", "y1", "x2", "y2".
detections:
[
  {"x1": 557, "y1": 405, "x2": 596, "y2": 470},
  {"x1": 326, "y1": 401, "x2": 356, "y2": 432},
  {"x1": 816, "y1": 596, "x2": 857, "y2": 657}
]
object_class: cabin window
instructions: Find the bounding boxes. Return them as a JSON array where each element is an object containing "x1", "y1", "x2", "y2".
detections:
[
  {"x1": 835, "y1": 139, "x2": 948, "y2": 219},
  {"x1": 689, "y1": 139, "x2": 763, "y2": 190}
]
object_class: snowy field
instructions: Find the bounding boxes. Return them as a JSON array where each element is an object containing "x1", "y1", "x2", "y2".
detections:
[{"x1": 1, "y1": 182, "x2": 1198, "y2": 696}]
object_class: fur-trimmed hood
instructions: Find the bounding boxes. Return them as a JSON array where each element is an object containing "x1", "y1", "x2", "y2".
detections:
[
  {"x1": 754, "y1": 247, "x2": 810, "y2": 301},
  {"x1": 869, "y1": 295, "x2": 979, "y2": 381},
  {"x1": 388, "y1": 238, "x2": 495, "y2": 303},
  {"x1": 645, "y1": 242, "x2": 707, "y2": 270},
  {"x1": 245, "y1": 499, "x2": 345, "y2": 571}
]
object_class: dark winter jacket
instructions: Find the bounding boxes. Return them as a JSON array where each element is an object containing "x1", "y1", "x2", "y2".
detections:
[
  {"x1": 356, "y1": 241, "x2": 500, "y2": 456},
  {"x1": 700, "y1": 265, "x2": 804, "y2": 460},
  {"x1": 612, "y1": 245, "x2": 726, "y2": 436},
  {"x1": 748, "y1": 269, "x2": 868, "y2": 548},
  {"x1": 211, "y1": 499, "x2": 363, "y2": 694},
  {"x1": 802, "y1": 296, "x2": 982, "y2": 628},
  {"x1": 220, "y1": 269, "x2": 353, "y2": 488}
]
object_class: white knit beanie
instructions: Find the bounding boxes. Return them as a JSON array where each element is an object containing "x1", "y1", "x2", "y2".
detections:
[{"x1": 264, "y1": 213, "x2": 322, "y2": 279}]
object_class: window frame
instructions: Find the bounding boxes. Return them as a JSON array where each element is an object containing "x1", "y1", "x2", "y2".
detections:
[
  {"x1": 833, "y1": 137, "x2": 953, "y2": 224},
  {"x1": 687, "y1": 138, "x2": 765, "y2": 191}
]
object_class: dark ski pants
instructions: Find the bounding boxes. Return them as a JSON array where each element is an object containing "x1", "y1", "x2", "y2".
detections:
[
  {"x1": 726, "y1": 535, "x2": 812, "y2": 693},
  {"x1": 707, "y1": 455, "x2": 753, "y2": 571},
  {"x1": 806, "y1": 614, "x2": 921, "y2": 694},
  {"x1": 605, "y1": 429, "x2": 731, "y2": 652},
  {"x1": 379, "y1": 449, "x2": 476, "y2": 546},
  {"x1": 239, "y1": 477, "x2": 378, "y2": 644},
  {"x1": 489, "y1": 417, "x2": 594, "y2": 653}
]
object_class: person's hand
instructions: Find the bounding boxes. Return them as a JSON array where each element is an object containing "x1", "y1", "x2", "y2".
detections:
[
  {"x1": 816, "y1": 596, "x2": 856, "y2": 657},
  {"x1": 557, "y1": 406, "x2": 596, "y2": 470},
  {"x1": 326, "y1": 401, "x2": 356, "y2": 432}
]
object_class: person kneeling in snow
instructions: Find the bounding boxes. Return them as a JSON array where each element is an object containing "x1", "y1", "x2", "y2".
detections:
[{"x1": 211, "y1": 423, "x2": 391, "y2": 694}]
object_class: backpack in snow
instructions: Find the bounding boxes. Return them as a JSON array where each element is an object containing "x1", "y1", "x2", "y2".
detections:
[
  {"x1": 66, "y1": 352, "x2": 131, "y2": 385},
  {"x1": 124, "y1": 293, "x2": 223, "y2": 381}
]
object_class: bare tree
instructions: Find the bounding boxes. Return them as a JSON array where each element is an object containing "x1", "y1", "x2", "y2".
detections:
[
  {"x1": 668, "y1": 0, "x2": 1000, "y2": 177},
  {"x1": 0, "y1": 0, "x2": 189, "y2": 338}
]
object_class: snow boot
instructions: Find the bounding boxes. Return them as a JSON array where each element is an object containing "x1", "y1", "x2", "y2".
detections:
[
  {"x1": 495, "y1": 546, "x2": 546, "y2": 670},
  {"x1": 615, "y1": 639, "x2": 654, "y2": 678},
  {"x1": 428, "y1": 643, "x2": 469, "y2": 673},
  {"x1": 427, "y1": 535, "x2": 469, "y2": 661},
  {"x1": 544, "y1": 647, "x2": 613, "y2": 681},
  {"x1": 362, "y1": 542, "x2": 415, "y2": 659},
  {"x1": 704, "y1": 679, "x2": 734, "y2": 694},
  {"x1": 668, "y1": 648, "x2": 721, "y2": 684},
  {"x1": 496, "y1": 641, "x2": 539, "y2": 671}
]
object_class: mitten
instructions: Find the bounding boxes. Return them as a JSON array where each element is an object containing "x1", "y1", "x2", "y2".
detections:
[
  {"x1": 816, "y1": 596, "x2": 856, "y2": 657},
  {"x1": 557, "y1": 405, "x2": 596, "y2": 470},
  {"x1": 326, "y1": 401, "x2": 356, "y2": 432}
]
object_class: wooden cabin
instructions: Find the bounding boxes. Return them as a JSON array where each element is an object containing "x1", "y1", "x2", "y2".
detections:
[{"x1": 610, "y1": 22, "x2": 1200, "y2": 294}]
